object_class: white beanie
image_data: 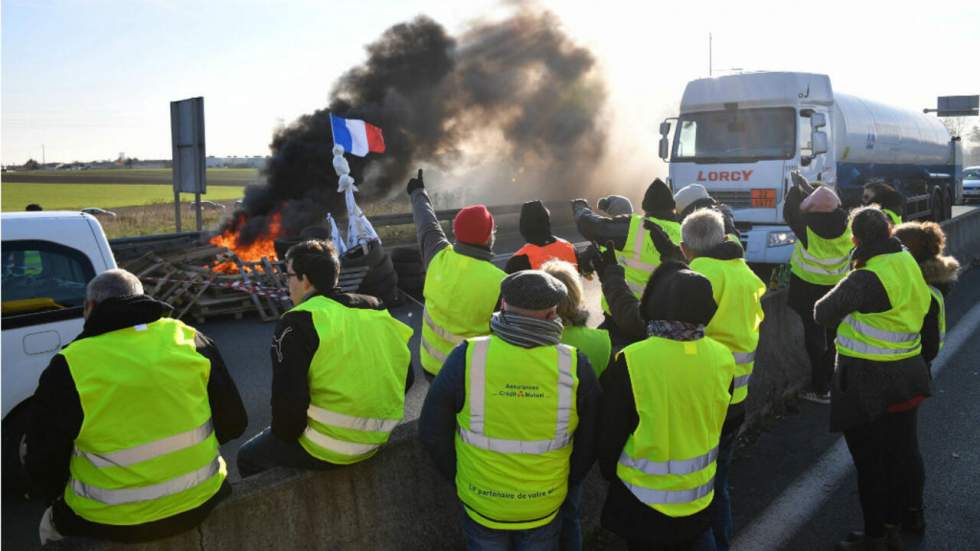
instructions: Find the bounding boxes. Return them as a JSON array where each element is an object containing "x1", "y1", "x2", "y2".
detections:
[{"x1": 673, "y1": 184, "x2": 711, "y2": 215}]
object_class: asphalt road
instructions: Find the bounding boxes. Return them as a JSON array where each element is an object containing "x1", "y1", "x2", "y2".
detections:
[{"x1": 2, "y1": 208, "x2": 976, "y2": 550}]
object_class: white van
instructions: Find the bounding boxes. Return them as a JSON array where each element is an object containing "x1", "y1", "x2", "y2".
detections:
[{"x1": 1, "y1": 211, "x2": 116, "y2": 493}]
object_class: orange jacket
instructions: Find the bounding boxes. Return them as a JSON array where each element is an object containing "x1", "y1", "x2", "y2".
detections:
[{"x1": 515, "y1": 238, "x2": 578, "y2": 269}]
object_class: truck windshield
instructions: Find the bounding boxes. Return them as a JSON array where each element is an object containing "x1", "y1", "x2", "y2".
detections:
[{"x1": 672, "y1": 107, "x2": 796, "y2": 162}]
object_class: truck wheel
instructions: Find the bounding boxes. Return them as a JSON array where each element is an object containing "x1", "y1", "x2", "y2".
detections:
[{"x1": 2, "y1": 406, "x2": 31, "y2": 501}]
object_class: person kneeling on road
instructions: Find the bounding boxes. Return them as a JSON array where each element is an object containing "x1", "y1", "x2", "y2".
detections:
[
  {"x1": 598, "y1": 260, "x2": 734, "y2": 550},
  {"x1": 419, "y1": 270, "x2": 600, "y2": 551},
  {"x1": 27, "y1": 269, "x2": 247, "y2": 544},
  {"x1": 408, "y1": 169, "x2": 507, "y2": 380},
  {"x1": 236, "y1": 239, "x2": 413, "y2": 477},
  {"x1": 814, "y1": 207, "x2": 932, "y2": 550}
]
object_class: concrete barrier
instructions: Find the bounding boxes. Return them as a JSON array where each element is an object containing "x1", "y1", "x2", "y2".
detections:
[{"x1": 44, "y1": 210, "x2": 980, "y2": 551}]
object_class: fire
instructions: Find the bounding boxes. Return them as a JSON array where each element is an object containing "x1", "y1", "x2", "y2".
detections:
[{"x1": 210, "y1": 212, "x2": 282, "y2": 273}]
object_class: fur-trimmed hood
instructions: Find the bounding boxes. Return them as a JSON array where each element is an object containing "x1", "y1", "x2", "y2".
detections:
[{"x1": 920, "y1": 255, "x2": 960, "y2": 286}]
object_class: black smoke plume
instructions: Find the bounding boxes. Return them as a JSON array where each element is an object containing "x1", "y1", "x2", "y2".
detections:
[{"x1": 228, "y1": 8, "x2": 607, "y2": 244}]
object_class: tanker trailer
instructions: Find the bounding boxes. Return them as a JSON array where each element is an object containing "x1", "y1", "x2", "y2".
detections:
[{"x1": 659, "y1": 71, "x2": 962, "y2": 265}]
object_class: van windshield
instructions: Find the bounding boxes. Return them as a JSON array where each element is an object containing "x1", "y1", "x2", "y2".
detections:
[{"x1": 672, "y1": 107, "x2": 796, "y2": 162}]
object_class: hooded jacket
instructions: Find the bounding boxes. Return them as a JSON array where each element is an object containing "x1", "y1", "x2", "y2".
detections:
[
  {"x1": 26, "y1": 295, "x2": 247, "y2": 542},
  {"x1": 814, "y1": 237, "x2": 934, "y2": 431},
  {"x1": 783, "y1": 184, "x2": 851, "y2": 314}
]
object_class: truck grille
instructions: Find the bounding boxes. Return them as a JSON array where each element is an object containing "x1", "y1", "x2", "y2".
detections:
[{"x1": 711, "y1": 191, "x2": 753, "y2": 210}]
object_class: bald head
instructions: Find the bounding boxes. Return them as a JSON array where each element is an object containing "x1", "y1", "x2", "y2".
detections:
[{"x1": 86, "y1": 269, "x2": 144, "y2": 306}]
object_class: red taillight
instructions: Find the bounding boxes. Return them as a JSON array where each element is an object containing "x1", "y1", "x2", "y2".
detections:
[{"x1": 751, "y1": 189, "x2": 776, "y2": 208}]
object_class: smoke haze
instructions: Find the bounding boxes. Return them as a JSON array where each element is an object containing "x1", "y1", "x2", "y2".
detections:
[{"x1": 229, "y1": 6, "x2": 607, "y2": 243}]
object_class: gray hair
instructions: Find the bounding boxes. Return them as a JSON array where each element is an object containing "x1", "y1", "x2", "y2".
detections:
[
  {"x1": 681, "y1": 209, "x2": 725, "y2": 256},
  {"x1": 86, "y1": 269, "x2": 144, "y2": 304}
]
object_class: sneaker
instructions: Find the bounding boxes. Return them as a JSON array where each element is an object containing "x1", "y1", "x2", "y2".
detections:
[{"x1": 799, "y1": 390, "x2": 831, "y2": 405}]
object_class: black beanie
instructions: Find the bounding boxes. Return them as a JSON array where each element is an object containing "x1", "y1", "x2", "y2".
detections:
[
  {"x1": 519, "y1": 200, "x2": 553, "y2": 246},
  {"x1": 639, "y1": 261, "x2": 717, "y2": 325},
  {"x1": 642, "y1": 178, "x2": 675, "y2": 216}
]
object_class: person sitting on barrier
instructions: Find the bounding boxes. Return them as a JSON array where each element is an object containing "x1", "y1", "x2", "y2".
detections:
[
  {"x1": 814, "y1": 207, "x2": 932, "y2": 550},
  {"x1": 572, "y1": 178, "x2": 680, "y2": 345},
  {"x1": 407, "y1": 169, "x2": 506, "y2": 380},
  {"x1": 862, "y1": 180, "x2": 905, "y2": 226},
  {"x1": 597, "y1": 194, "x2": 634, "y2": 217},
  {"x1": 236, "y1": 239, "x2": 413, "y2": 478},
  {"x1": 597, "y1": 259, "x2": 734, "y2": 550},
  {"x1": 506, "y1": 200, "x2": 579, "y2": 273},
  {"x1": 890, "y1": 220, "x2": 959, "y2": 535},
  {"x1": 783, "y1": 172, "x2": 853, "y2": 405},
  {"x1": 590, "y1": 208, "x2": 766, "y2": 550},
  {"x1": 418, "y1": 270, "x2": 600, "y2": 551},
  {"x1": 26, "y1": 269, "x2": 248, "y2": 544},
  {"x1": 541, "y1": 259, "x2": 611, "y2": 551}
]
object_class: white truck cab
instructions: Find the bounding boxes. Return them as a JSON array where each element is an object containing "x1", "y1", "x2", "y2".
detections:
[
  {"x1": 660, "y1": 72, "x2": 958, "y2": 265},
  {"x1": 2, "y1": 211, "x2": 116, "y2": 492}
]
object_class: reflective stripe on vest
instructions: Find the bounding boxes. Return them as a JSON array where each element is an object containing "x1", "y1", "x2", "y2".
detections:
[
  {"x1": 71, "y1": 458, "x2": 221, "y2": 506},
  {"x1": 75, "y1": 420, "x2": 213, "y2": 469},
  {"x1": 797, "y1": 245, "x2": 850, "y2": 266},
  {"x1": 461, "y1": 337, "x2": 575, "y2": 453},
  {"x1": 619, "y1": 446, "x2": 719, "y2": 476},
  {"x1": 301, "y1": 428, "x2": 382, "y2": 457},
  {"x1": 423, "y1": 308, "x2": 465, "y2": 345},
  {"x1": 733, "y1": 350, "x2": 756, "y2": 364},
  {"x1": 834, "y1": 251, "x2": 930, "y2": 361},
  {"x1": 733, "y1": 374, "x2": 751, "y2": 389},
  {"x1": 307, "y1": 405, "x2": 400, "y2": 433},
  {"x1": 617, "y1": 215, "x2": 681, "y2": 298},
  {"x1": 623, "y1": 478, "x2": 716, "y2": 506}
]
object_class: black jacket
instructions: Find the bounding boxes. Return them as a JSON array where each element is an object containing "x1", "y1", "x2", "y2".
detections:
[
  {"x1": 814, "y1": 238, "x2": 933, "y2": 432},
  {"x1": 596, "y1": 348, "x2": 715, "y2": 544},
  {"x1": 26, "y1": 295, "x2": 247, "y2": 542},
  {"x1": 783, "y1": 185, "x2": 851, "y2": 314},
  {"x1": 418, "y1": 340, "x2": 600, "y2": 486},
  {"x1": 270, "y1": 290, "x2": 414, "y2": 442}
]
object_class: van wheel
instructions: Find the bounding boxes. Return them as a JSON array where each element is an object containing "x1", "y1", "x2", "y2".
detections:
[{"x1": 2, "y1": 407, "x2": 31, "y2": 501}]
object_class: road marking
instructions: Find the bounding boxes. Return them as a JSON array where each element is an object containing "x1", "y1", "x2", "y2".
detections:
[{"x1": 733, "y1": 300, "x2": 980, "y2": 550}]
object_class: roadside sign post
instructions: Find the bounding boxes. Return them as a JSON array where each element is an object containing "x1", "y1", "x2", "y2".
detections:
[
  {"x1": 170, "y1": 97, "x2": 206, "y2": 232},
  {"x1": 923, "y1": 95, "x2": 979, "y2": 117}
]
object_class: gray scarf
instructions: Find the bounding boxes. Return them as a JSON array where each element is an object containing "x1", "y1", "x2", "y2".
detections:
[{"x1": 490, "y1": 311, "x2": 564, "y2": 348}]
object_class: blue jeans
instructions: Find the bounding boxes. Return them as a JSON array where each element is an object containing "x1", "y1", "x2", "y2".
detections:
[
  {"x1": 559, "y1": 481, "x2": 583, "y2": 551},
  {"x1": 236, "y1": 427, "x2": 337, "y2": 478},
  {"x1": 707, "y1": 430, "x2": 737, "y2": 551},
  {"x1": 461, "y1": 506, "x2": 561, "y2": 551}
]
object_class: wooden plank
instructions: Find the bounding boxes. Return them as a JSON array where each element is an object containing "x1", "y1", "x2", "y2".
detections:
[{"x1": 175, "y1": 272, "x2": 218, "y2": 320}]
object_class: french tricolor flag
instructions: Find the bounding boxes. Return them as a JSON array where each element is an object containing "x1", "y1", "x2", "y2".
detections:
[{"x1": 329, "y1": 113, "x2": 386, "y2": 157}]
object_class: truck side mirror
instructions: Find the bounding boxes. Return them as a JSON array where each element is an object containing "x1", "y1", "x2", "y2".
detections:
[
  {"x1": 811, "y1": 112, "x2": 826, "y2": 129},
  {"x1": 659, "y1": 121, "x2": 672, "y2": 135},
  {"x1": 812, "y1": 131, "x2": 829, "y2": 156},
  {"x1": 659, "y1": 136, "x2": 670, "y2": 160}
]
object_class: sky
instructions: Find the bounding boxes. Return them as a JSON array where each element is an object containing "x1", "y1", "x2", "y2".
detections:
[{"x1": 2, "y1": 0, "x2": 979, "y2": 168}]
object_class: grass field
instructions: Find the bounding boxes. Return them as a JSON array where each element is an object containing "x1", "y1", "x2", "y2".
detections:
[
  {"x1": 1, "y1": 182, "x2": 245, "y2": 211},
  {"x1": 1, "y1": 167, "x2": 260, "y2": 186}
]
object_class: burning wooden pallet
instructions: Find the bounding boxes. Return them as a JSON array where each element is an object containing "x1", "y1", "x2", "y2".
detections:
[
  {"x1": 120, "y1": 242, "x2": 375, "y2": 325},
  {"x1": 121, "y1": 244, "x2": 290, "y2": 324}
]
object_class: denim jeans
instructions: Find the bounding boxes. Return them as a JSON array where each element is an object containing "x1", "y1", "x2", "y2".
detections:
[
  {"x1": 236, "y1": 427, "x2": 337, "y2": 478},
  {"x1": 559, "y1": 481, "x2": 583, "y2": 551},
  {"x1": 708, "y1": 429, "x2": 737, "y2": 551},
  {"x1": 461, "y1": 507, "x2": 561, "y2": 551}
]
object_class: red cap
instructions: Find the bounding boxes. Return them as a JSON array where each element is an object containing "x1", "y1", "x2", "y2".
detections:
[{"x1": 453, "y1": 204, "x2": 495, "y2": 245}]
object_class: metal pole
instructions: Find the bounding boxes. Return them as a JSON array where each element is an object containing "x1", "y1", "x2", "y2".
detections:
[
  {"x1": 709, "y1": 33, "x2": 713, "y2": 77},
  {"x1": 175, "y1": 191, "x2": 182, "y2": 232},
  {"x1": 42, "y1": 144, "x2": 45, "y2": 165},
  {"x1": 195, "y1": 192, "x2": 202, "y2": 231}
]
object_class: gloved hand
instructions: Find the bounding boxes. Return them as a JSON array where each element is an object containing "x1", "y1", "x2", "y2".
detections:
[
  {"x1": 790, "y1": 171, "x2": 813, "y2": 195},
  {"x1": 587, "y1": 241, "x2": 618, "y2": 279},
  {"x1": 571, "y1": 198, "x2": 590, "y2": 215},
  {"x1": 644, "y1": 219, "x2": 685, "y2": 262},
  {"x1": 406, "y1": 169, "x2": 424, "y2": 195}
]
